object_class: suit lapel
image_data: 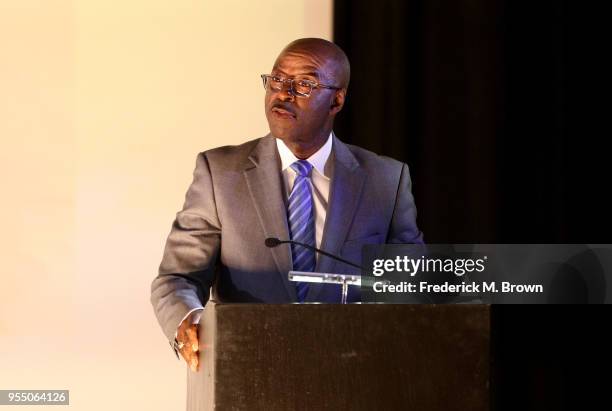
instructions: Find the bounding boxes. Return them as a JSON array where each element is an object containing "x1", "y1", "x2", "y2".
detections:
[
  {"x1": 309, "y1": 135, "x2": 366, "y2": 302},
  {"x1": 243, "y1": 135, "x2": 296, "y2": 301}
]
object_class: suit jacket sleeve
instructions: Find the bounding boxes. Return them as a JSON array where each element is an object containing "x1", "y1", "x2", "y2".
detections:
[
  {"x1": 150, "y1": 152, "x2": 221, "y2": 343},
  {"x1": 387, "y1": 163, "x2": 424, "y2": 244}
]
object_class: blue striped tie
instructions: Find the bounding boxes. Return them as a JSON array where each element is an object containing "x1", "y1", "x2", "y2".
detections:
[{"x1": 288, "y1": 160, "x2": 316, "y2": 303}]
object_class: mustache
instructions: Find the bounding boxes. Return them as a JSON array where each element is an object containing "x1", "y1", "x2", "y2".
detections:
[{"x1": 270, "y1": 102, "x2": 296, "y2": 116}]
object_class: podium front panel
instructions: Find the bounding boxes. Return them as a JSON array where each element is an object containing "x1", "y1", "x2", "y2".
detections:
[{"x1": 189, "y1": 304, "x2": 489, "y2": 411}]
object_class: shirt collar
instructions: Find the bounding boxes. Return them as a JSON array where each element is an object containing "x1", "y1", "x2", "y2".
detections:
[{"x1": 275, "y1": 132, "x2": 333, "y2": 177}]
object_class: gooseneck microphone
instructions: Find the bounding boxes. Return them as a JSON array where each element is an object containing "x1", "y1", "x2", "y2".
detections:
[{"x1": 265, "y1": 237, "x2": 363, "y2": 270}]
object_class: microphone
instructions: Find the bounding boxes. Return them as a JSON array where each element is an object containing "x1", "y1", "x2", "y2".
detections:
[
  {"x1": 264, "y1": 237, "x2": 283, "y2": 248},
  {"x1": 265, "y1": 237, "x2": 363, "y2": 270}
]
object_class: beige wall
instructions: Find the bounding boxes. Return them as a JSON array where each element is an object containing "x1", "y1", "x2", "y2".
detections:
[{"x1": 0, "y1": 1, "x2": 331, "y2": 409}]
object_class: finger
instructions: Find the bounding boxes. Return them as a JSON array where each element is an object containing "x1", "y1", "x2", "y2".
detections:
[
  {"x1": 177, "y1": 333, "x2": 186, "y2": 347},
  {"x1": 178, "y1": 344, "x2": 189, "y2": 363},
  {"x1": 190, "y1": 355, "x2": 199, "y2": 372},
  {"x1": 186, "y1": 325, "x2": 199, "y2": 352},
  {"x1": 177, "y1": 318, "x2": 191, "y2": 341},
  {"x1": 180, "y1": 342, "x2": 200, "y2": 372},
  {"x1": 181, "y1": 343, "x2": 195, "y2": 369}
]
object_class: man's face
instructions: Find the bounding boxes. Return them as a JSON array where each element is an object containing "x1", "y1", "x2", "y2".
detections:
[{"x1": 264, "y1": 49, "x2": 340, "y2": 146}]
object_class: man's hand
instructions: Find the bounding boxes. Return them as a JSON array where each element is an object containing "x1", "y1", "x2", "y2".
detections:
[{"x1": 177, "y1": 317, "x2": 200, "y2": 372}]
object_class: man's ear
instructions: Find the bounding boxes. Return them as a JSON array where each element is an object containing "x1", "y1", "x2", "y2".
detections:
[{"x1": 330, "y1": 89, "x2": 347, "y2": 115}]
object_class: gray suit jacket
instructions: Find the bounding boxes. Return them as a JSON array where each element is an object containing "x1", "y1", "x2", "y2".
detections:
[{"x1": 151, "y1": 134, "x2": 423, "y2": 343}]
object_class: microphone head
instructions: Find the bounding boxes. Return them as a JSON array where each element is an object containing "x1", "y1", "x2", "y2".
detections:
[{"x1": 265, "y1": 237, "x2": 281, "y2": 248}]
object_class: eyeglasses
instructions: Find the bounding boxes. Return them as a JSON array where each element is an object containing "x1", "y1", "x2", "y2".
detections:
[{"x1": 260, "y1": 74, "x2": 340, "y2": 98}]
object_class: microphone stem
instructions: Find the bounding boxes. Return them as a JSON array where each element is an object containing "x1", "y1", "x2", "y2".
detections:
[{"x1": 283, "y1": 240, "x2": 363, "y2": 270}]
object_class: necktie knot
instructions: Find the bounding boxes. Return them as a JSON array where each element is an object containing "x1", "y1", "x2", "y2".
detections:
[{"x1": 291, "y1": 160, "x2": 313, "y2": 177}]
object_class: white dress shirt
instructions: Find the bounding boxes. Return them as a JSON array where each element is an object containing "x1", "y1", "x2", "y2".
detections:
[
  {"x1": 276, "y1": 132, "x2": 333, "y2": 250},
  {"x1": 177, "y1": 133, "x2": 334, "y2": 332}
]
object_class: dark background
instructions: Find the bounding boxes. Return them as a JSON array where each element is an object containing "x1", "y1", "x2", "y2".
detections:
[{"x1": 334, "y1": 0, "x2": 609, "y2": 409}]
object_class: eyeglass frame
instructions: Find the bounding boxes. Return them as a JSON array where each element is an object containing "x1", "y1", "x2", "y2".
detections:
[{"x1": 260, "y1": 74, "x2": 341, "y2": 98}]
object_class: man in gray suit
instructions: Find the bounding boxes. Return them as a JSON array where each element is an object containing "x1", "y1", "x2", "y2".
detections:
[{"x1": 151, "y1": 38, "x2": 423, "y2": 372}]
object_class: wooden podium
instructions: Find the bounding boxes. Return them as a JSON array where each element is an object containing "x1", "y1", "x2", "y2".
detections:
[{"x1": 187, "y1": 303, "x2": 490, "y2": 411}]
